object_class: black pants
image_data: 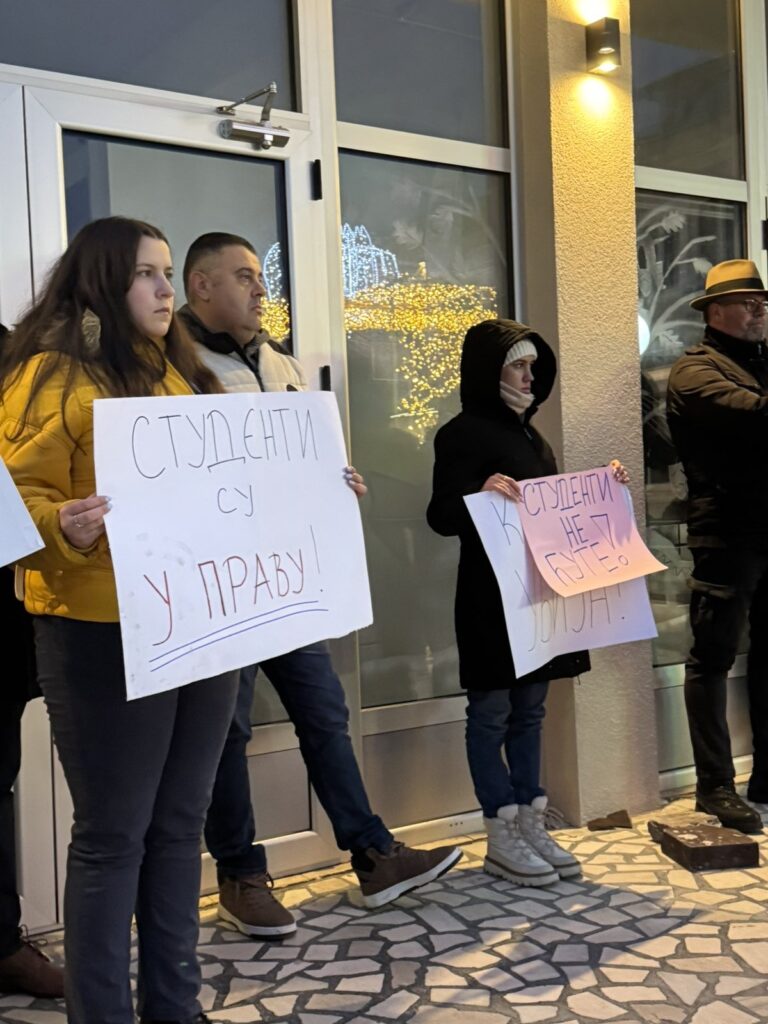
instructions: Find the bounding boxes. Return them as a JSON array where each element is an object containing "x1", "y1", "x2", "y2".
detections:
[
  {"x1": 35, "y1": 616, "x2": 238, "y2": 1024},
  {"x1": 0, "y1": 571, "x2": 36, "y2": 960},
  {"x1": 685, "y1": 547, "x2": 768, "y2": 793}
]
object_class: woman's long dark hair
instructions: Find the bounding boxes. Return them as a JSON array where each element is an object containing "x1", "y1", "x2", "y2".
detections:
[{"x1": 0, "y1": 216, "x2": 221, "y2": 436}]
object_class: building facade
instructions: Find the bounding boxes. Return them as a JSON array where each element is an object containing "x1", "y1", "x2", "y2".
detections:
[{"x1": 0, "y1": 0, "x2": 766, "y2": 933}]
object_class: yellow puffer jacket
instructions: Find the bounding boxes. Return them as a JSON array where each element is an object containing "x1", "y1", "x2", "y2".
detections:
[{"x1": 0, "y1": 352, "x2": 193, "y2": 622}]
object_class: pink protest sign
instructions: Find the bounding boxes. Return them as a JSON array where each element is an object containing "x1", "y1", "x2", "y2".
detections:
[{"x1": 516, "y1": 466, "x2": 665, "y2": 597}]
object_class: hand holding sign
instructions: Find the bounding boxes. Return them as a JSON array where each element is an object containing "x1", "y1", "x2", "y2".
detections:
[
  {"x1": 516, "y1": 466, "x2": 664, "y2": 597},
  {"x1": 465, "y1": 490, "x2": 657, "y2": 675}
]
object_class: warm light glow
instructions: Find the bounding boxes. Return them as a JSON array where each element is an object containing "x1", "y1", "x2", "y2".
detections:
[
  {"x1": 594, "y1": 59, "x2": 618, "y2": 73},
  {"x1": 576, "y1": 0, "x2": 609, "y2": 24},
  {"x1": 261, "y1": 296, "x2": 291, "y2": 342},
  {"x1": 577, "y1": 75, "x2": 614, "y2": 116},
  {"x1": 346, "y1": 278, "x2": 498, "y2": 442}
]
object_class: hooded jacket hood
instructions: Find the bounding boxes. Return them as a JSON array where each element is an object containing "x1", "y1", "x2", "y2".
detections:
[{"x1": 459, "y1": 319, "x2": 557, "y2": 418}]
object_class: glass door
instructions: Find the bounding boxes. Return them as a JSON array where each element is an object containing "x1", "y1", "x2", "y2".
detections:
[{"x1": 8, "y1": 80, "x2": 340, "y2": 927}]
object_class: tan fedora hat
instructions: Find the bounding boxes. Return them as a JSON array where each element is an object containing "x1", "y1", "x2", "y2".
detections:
[{"x1": 690, "y1": 258, "x2": 768, "y2": 310}]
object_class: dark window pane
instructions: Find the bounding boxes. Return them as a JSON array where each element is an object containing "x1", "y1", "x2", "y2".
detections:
[
  {"x1": 340, "y1": 151, "x2": 510, "y2": 706},
  {"x1": 631, "y1": 0, "x2": 743, "y2": 178},
  {"x1": 0, "y1": 0, "x2": 297, "y2": 109},
  {"x1": 333, "y1": 0, "x2": 506, "y2": 145},
  {"x1": 636, "y1": 190, "x2": 745, "y2": 668}
]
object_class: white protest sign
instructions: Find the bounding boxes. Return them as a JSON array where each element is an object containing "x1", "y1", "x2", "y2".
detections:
[
  {"x1": 0, "y1": 455, "x2": 44, "y2": 568},
  {"x1": 94, "y1": 392, "x2": 372, "y2": 700},
  {"x1": 465, "y1": 491, "x2": 657, "y2": 676},
  {"x1": 517, "y1": 466, "x2": 666, "y2": 597}
]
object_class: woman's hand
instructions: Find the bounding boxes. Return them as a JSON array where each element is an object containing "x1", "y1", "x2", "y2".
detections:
[
  {"x1": 481, "y1": 473, "x2": 522, "y2": 502},
  {"x1": 343, "y1": 466, "x2": 367, "y2": 499},
  {"x1": 610, "y1": 459, "x2": 630, "y2": 485},
  {"x1": 59, "y1": 494, "x2": 111, "y2": 550}
]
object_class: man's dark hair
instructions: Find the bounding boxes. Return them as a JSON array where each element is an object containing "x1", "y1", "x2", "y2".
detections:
[{"x1": 183, "y1": 232, "x2": 257, "y2": 292}]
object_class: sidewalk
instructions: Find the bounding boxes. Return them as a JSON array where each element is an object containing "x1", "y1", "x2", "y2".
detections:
[{"x1": 3, "y1": 796, "x2": 768, "y2": 1023}]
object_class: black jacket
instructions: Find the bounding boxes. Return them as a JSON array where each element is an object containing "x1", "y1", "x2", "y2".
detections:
[
  {"x1": 427, "y1": 320, "x2": 590, "y2": 690},
  {"x1": 667, "y1": 327, "x2": 768, "y2": 547}
]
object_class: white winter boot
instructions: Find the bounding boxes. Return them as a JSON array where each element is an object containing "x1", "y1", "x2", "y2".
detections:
[
  {"x1": 518, "y1": 796, "x2": 581, "y2": 879},
  {"x1": 483, "y1": 804, "x2": 559, "y2": 886}
]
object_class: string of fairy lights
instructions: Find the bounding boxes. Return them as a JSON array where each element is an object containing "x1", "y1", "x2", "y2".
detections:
[{"x1": 260, "y1": 227, "x2": 498, "y2": 443}]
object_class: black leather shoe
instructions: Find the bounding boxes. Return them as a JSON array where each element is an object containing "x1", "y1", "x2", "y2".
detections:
[{"x1": 695, "y1": 787, "x2": 763, "y2": 834}]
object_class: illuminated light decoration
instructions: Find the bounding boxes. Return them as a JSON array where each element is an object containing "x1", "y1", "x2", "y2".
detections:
[
  {"x1": 262, "y1": 242, "x2": 283, "y2": 300},
  {"x1": 585, "y1": 16, "x2": 621, "y2": 75},
  {"x1": 346, "y1": 278, "x2": 498, "y2": 443},
  {"x1": 261, "y1": 295, "x2": 291, "y2": 342},
  {"x1": 341, "y1": 223, "x2": 400, "y2": 297}
]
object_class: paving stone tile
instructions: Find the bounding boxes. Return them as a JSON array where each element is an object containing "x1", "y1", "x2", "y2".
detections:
[
  {"x1": 432, "y1": 945, "x2": 500, "y2": 969},
  {"x1": 729, "y1": 922, "x2": 768, "y2": 940},
  {"x1": 732, "y1": 940, "x2": 768, "y2": 972},
  {"x1": 368, "y1": 990, "x2": 420, "y2": 1018},
  {"x1": 714, "y1": 977, "x2": 764, "y2": 996},
  {"x1": 469, "y1": 967, "x2": 523, "y2": 991},
  {"x1": 657, "y1": 970, "x2": 706, "y2": 1005},
  {"x1": 560, "y1": 964, "x2": 599, "y2": 990},
  {"x1": 689, "y1": 1002, "x2": 757, "y2": 1023},
  {"x1": 430, "y1": 988, "x2": 491, "y2": 1007},
  {"x1": 551, "y1": 942, "x2": 590, "y2": 963},
  {"x1": 305, "y1": 993, "x2": 372, "y2": 1012},
  {"x1": 260, "y1": 994, "x2": 297, "y2": 1017},
  {"x1": 208, "y1": 1010, "x2": 262, "y2": 1023},
  {"x1": 566, "y1": 992, "x2": 626, "y2": 1019},
  {"x1": 684, "y1": 936, "x2": 721, "y2": 953},
  {"x1": 599, "y1": 967, "x2": 649, "y2": 983},
  {"x1": 503, "y1": 984, "x2": 564, "y2": 1004},
  {"x1": 512, "y1": 958, "x2": 561, "y2": 982},
  {"x1": 602, "y1": 985, "x2": 666, "y2": 1002},
  {"x1": 513, "y1": 1009, "x2": 559, "y2": 1023},
  {"x1": 429, "y1": 932, "x2": 473, "y2": 952},
  {"x1": 665, "y1": 955, "x2": 743, "y2": 972},
  {"x1": 223, "y1": 978, "x2": 271, "y2": 1005},
  {"x1": 336, "y1": 973, "x2": 385, "y2": 994},
  {"x1": 425, "y1": 966, "x2": 467, "y2": 987},
  {"x1": 634, "y1": 1006, "x2": 686, "y2": 1023}
]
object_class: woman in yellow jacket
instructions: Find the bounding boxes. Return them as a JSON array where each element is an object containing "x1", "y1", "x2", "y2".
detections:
[{"x1": 0, "y1": 217, "x2": 238, "y2": 1024}]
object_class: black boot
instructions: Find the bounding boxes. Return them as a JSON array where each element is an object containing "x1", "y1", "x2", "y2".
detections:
[{"x1": 695, "y1": 787, "x2": 763, "y2": 834}]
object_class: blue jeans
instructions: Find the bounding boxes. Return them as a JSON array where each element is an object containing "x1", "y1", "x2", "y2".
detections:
[
  {"x1": 465, "y1": 685, "x2": 549, "y2": 817},
  {"x1": 204, "y1": 642, "x2": 392, "y2": 878}
]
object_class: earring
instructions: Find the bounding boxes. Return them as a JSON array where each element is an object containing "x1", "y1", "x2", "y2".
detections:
[{"x1": 81, "y1": 308, "x2": 101, "y2": 352}]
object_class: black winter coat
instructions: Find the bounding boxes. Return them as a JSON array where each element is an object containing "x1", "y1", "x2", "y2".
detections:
[
  {"x1": 667, "y1": 327, "x2": 768, "y2": 547},
  {"x1": 427, "y1": 320, "x2": 590, "y2": 690}
]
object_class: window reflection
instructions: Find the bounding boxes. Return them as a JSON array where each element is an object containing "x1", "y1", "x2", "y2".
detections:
[
  {"x1": 631, "y1": 0, "x2": 743, "y2": 179},
  {"x1": 333, "y1": 0, "x2": 506, "y2": 146},
  {"x1": 636, "y1": 191, "x2": 745, "y2": 667},
  {"x1": 340, "y1": 152, "x2": 510, "y2": 707}
]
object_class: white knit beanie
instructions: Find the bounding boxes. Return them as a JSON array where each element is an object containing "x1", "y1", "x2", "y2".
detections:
[{"x1": 503, "y1": 339, "x2": 538, "y2": 365}]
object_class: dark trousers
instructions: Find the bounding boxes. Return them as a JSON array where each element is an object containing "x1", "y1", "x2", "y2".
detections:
[
  {"x1": 35, "y1": 616, "x2": 238, "y2": 1024},
  {"x1": 204, "y1": 641, "x2": 392, "y2": 879},
  {"x1": 0, "y1": 572, "x2": 36, "y2": 960},
  {"x1": 685, "y1": 547, "x2": 768, "y2": 793},
  {"x1": 465, "y1": 684, "x2": 549, "y2": 817}
]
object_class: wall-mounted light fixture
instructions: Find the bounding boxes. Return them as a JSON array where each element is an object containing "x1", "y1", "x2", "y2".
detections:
[{"x1": 585, "y1": 17, "x2": 621, "y2": 74}]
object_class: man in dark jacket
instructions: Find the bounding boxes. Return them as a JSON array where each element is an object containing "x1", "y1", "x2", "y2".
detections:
[{"x1": 667, "y1": 259, "x2": 768, "y2": 833}]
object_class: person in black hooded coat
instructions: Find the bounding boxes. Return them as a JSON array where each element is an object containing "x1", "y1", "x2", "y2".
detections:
[{"x1": 428, "y1": 319, "x2": 627, "y2": 886}]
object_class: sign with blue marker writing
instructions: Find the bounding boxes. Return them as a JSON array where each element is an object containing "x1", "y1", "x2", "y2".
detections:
[
  {"x1": 516, "y1": 467, "x2": 665, "y2": 597},
  {"x1": 94, "y1": 392, "x2": 372, "y2": 700},
  {"x1": 465, "y1": 491, "x2": 657, "y2": 675}
]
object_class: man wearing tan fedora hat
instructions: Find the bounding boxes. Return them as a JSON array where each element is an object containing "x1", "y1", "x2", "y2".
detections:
[{"x1": 667, "y1": 259, "x2": 768, "y2": 833}]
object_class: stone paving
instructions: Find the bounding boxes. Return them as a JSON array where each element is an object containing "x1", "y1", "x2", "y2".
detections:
[{"x1": 4, "y1": 797, "x2": 768, "y2": 1023}]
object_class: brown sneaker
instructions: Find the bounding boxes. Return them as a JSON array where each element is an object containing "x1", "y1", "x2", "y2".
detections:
[
  {"x1": 353, "y1": 842, "x2": 462, "y2": 909},
  {"x1": 218, "y1": 873, "x2": 296, "y2": 939},
  {"x1": 0, "y1": 940, "x2": 64, "y2": 998}
]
